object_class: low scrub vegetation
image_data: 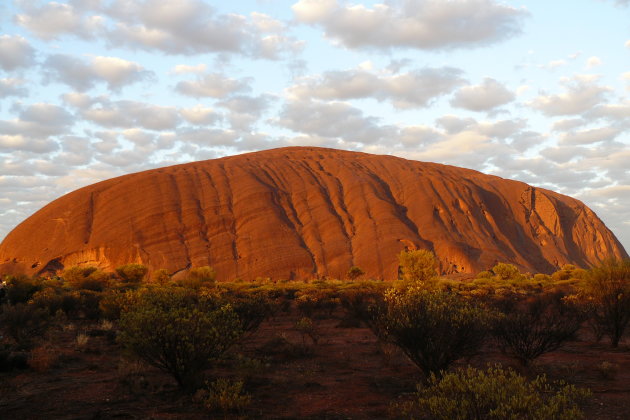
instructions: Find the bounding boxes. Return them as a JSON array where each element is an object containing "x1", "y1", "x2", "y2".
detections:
[
  {"x1": 374, "y1": 287, "x2": 491, "y2": 377},
  {"x1": 0, "y1": 256, "x2": 627, "y2": 418},
  {"x1": 395, "y1": 365, "x2": 591, "y2": 420}
]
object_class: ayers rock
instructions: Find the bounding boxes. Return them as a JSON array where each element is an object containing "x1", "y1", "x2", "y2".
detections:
[{"x1": 0, "y1": 147, "x2": 627, "y2": 281}]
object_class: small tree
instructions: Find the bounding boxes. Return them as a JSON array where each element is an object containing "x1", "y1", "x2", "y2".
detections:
[
  {"x1": 397, "y1": 365, "x2": 591, "y2": 420},
  {"x1": 398, "y1": 249, "x2": 437, "y2": 284},
  {"x1": 375, "y1": 287, "x2": 491, "y2": 377},
  {"x1": 347, "y1": 266, "x2": 365, "y2": 280},
  {"x1": 117, "y1": 288, "x2": 242, "y2": 392},
  {"x1": 584, "y1": 258, "x2": 630, "y2": 347},
  {"x1": 492, "y1": 293, "x2": 583, "y2": 365},
  {"x1": 115, "y1": 264, "x2": 148, "y2": 285}
]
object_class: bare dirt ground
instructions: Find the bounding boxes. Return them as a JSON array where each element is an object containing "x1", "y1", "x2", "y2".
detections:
[{"x1": 1, "y1": 308, "x2": 629, "y2": 419}]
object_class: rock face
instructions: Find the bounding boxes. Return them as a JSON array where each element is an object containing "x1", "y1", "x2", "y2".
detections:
[{"x1": 0, "y1": 147, "x2": 627, "y2": 280}]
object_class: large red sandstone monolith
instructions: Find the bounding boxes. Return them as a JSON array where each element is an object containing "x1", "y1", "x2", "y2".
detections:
[{"x1": 0, "y1": 147, "x2": 627, "y2": 280}]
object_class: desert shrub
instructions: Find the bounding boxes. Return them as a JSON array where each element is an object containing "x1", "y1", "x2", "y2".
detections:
[
  {"x1": 222, "y1": 291, "x2": 271, "y2": 335},
  {"x1": 595, "y1": 361, "x2": 618, "y2": 380},
  {"x1": 396, "y1": 365, "x2": 591, "y2": 420},
  {"x1": 347, "y1": 266, "x2": 365, "y2": 280},
  {"x1": 295, "y1": 316, "x2": 319, "y2": 346},
  {"x1": 4, "y1": 275, "x2": 42, "y2": 304},
  {"x1": 61, "y1": 290, "x2": 102, "y2": 320},
  {"x1": 476, "y1": 270, "x2": 493, "y2": 279},
  {"x1": 256, "y1": 334, "x2": 311, "y2": 360},
  {"x1": 178, "y1": 266, "x2": 217, "y2": 289},
  {"x1": 98, "y1": 290, "x2": 129, "y2": 320},
  {"x1": 115, "y1": 263, "x2": 148, "y2": 285},
  {"x1": 117, "y1": 288, "x2": 242, "y2": 392},
  {"x1": 62, "y1": 266, "x2": 110, "y2": 291},
  {"x1": 152, "y1": 268, "x2": 171, "y2": 284},
  {"x1": 491, "y1": 262, "x2": 523, "y2": 281},
  {"x1": 294, "y1": 288, "x2": 338, "y2": 318},
  {"x1": 203, "y1": 378, "x2": 251, "y2": 415},
  {"x1": 583, "y1": 258, "x2": 630, "y2": 347},
  {"x1": 398, "y1": 249, "x2": 437, "y2": 285},
  {"x1": 492, "y1": 292, "x2": 584, "y2": 365},
  {"x1": 0, "y1": 303, "x2": 52, "y2": 349},
  {"x1": 533, "y1": 273, "x2": 552, "y2": 283},
  {"x1": 551, "y1": 264, "x2": 587, "y2": 283},
  {"x1": 339, "y1": 286, "x2": 385, "y2": 331},
  {"x1": 29, "y1": 287, "x2": 65, "y2": 315},
  {"x1": 374, "y1": 287, "x2": 491, "y2": 377}
]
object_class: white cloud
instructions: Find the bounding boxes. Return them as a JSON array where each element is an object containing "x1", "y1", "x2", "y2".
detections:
[
  {"x1": 44, "y1": 54, "x2": 152, "y2": 92},
  {"x1": 547, "y1": 59, "x2": 566, "y2": 69},
  {"x1": 292, "y1": 0, "x2": 528, "y2": 51},
  {"x1": 176, "y1": 73, "x2": 251, "y2": 98},
  {"x1": 529, "y1": 75, "x2": 611, "y2": 116},
  {"x1": 450, "y1": 78, "x2": 515, "y2": 111},
  {"x1": 14, "y1": 0, "x2": 103, "y2": 40},
  {"x1": 218, "y1": 95, "x2": 274, "y2": 130},
  {"x1": 0, "y1": 135, "x2": 58, "y2": 153},
  {"x1": 276, "y1": 100, "x2": 396, "y2": 144},
  {"x1": 551, "y1": 118, "x2": 587, "y2": 132},
  {"x1": 0, "y1": 104, "x2": 74, "y2": 145},
  {"x1": 288, "y1": 66, "x2": 464, "y2": 108},
  {"x1": 559, "y1": 126, "x2": 621, "y2": 145},
  {"x1": 0, "y1": 78, "x2": 28, "y2": 98},
  {"x1": 586, "y1": 56, "x2": 602, "y2": 68},
  {"x1": 81, "y1": 99, "x2": 180, "y2": 130},
  {"x1": 0, "y1": 35, "x2": 35, "y2": 71},
  {"x1": 180, "y1": 105, "x2": 221, "y2": 125},
  {"x1": 15, "y1": 0, "x2": 300, "y2": 59},
  {"x1": 171, "y1": 64, "x2": 207, "y2": 75}
]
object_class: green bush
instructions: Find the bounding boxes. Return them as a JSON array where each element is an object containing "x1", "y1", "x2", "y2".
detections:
[
  {"x1": 115, "y1": 264, "x2": 148, "y2": 285},
  {"x1": 375, "y1": 287, "x2": 491, "y2": 377},
  {"x1": 221, "y1": 291, "x2": 271, "y2": 335},
  {"x1": 117, "y1": 288, "x2": 242, "y2": 392},
  {"x1": 339, "y1": 286, "x2": 385, "y2": 332},
  {"x1": 62, "y1": 266, "x2": 110, "y2": 291},
  {"x1": 4, "y1": 275, "x2": 42, "y2": 304},
  {"x1": 178, "y1": 266, "x2": 216, "y2": 289},
  {"x1": 152, "y1": 268, "x2": 171, "y2": 284},
  {"x1": 491, "y1": 262, "x2": 523, "y2": 281},
  {"x1": 492, "y1": 292, "x2": 584, "y2": 365},
  {"x1": 29, "y1": 287, "x2": 65, "y2": 315},
  {"x1": 0, "y1": 303, "x2": 52, "y2": 349},
  {"x1": 398, "y1": 249, "x2": 437, "y2": 284},
  {"x1": 66, "y1": 290, "x2": 103, "y2": 320},
  {"x1": 396, "y1": 365, "x2": 591, "y2": 420},
  {"x1": 203, "y1": 378, "x2": 251, "y2": 415},
  {"x1": 584, "y1": 258, "x2": 630, "y2": 347}
]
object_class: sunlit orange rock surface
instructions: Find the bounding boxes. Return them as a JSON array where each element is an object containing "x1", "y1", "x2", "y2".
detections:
[{"x1": 0, "y1": 147, "x2": 627, "y2": 280}]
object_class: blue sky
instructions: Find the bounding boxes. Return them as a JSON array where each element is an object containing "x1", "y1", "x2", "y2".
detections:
[{"x1": 0, "y1": 0, "x2": 629, "y2": 252}]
